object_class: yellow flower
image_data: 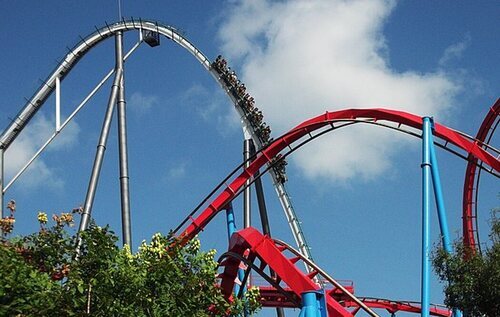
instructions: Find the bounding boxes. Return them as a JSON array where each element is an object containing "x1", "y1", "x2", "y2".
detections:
[{"x1": 37, "y1": 212, "x2": 48, "y2": 224}]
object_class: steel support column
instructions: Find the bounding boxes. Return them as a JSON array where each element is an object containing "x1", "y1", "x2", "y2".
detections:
[
  {"x1": 250, "y1": 141, "x2": 271, "y2": 236},
  {"x1": 428, "y1": 126, "x2": 452, "y2": 253},
  {"x1": 225, "y1": 203, "x2": 245, "y2": 297},
  {"x1": 250, "y1": 141, "x2": 285, "y2": 317},
  {"x1": 225, "y1": 203, "x2": 237, "y2": 241},
  {"x1": 116, "y1": 31, "x2": 132, "y2": 247},
  {"x1": 428, "y1": 120, "x2": 461, "y2": 317},
  {"x1": 243, "y1": 139, "x2": 252, "y2": 228},
  {"x1": 298, "y1": 290, "x2": 327, "y2": 317},
  {"x1": 421, "y1": 117, "x2": 432, "y2": 317},
  {"x1": 254, "y1": 175, "x2": 271, "y2": 233},
  {"x1": 78, "y1": 33, "x2": 124, "y2": 235}
]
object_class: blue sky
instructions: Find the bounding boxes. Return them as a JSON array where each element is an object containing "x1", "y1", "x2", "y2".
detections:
[{"x1": 0, "y1": 1, "x2": 498, "y2": 316}]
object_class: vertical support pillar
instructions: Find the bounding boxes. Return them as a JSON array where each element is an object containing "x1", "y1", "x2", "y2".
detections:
[
  {"x1": 250, "y1": 141, "x2": 285, "y2": 317},
  {"x1": 116, "y1": 31, "x2": 132, "y2": 247},
  {"x1": 421, "y1": 117, "x2": 432, "y2": 317},
  {"x1": 225, "y1": 203, "x2": 237, "y2": 241},
  {"x1": 254, "y1": 176, "x2": 271, "y2": 233},
  {"x1": 0, "y1": 148, "x2": 4, "y2": 220},
  {"x1": 225, "y1": 203, "x2": 245, "y2": 297},
  {"x1": 298, "y1": 290, "x2": 327, "y2": 317},
  {"x1": 78, "y1": 33, "x2": 124, "y2": 236},
  {"x1": 250, "y1": 141, "x2": 271, "y2": 236},
  {"x1": 243, "y1": 139, "x2": 252, "y2": 228},
  {"x1": 428, "y1": 121, "x2": 462, "y2": 317}
]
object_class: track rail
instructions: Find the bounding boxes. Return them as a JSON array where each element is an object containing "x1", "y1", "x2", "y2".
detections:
[
  {"x1": 176, "y1": 108, "x2": 500, "y2": 247},
  {"x1": 462, "y1": 98, "x2": 500, "y2": 251},
  {"x1": 0, "y1": 19, "x2": 210, "y2": 149},
  {"x1": 2, "y1": 17, "x2": 497, "y2": 316},
  {"x1": 0, "y1": 19, "x2": 311, "y2": 268},
  {"x1": 210, "y1": 57, "x2": 314, "y2": 268}
]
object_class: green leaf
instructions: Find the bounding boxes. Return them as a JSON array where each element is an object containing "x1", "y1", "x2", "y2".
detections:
[{"x1": 77, "y1": 283, "x2": 84, "y2": 294}]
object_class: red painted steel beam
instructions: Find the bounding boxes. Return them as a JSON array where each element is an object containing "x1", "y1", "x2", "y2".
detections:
[
  {"x1": 176, "y1": 108, "x2": 499, "y2": 247},
  {"x1": 222, "y1": 227, "x2": 353, "y2": 317},
  {"x1": 462, "y1": 98, "x2": 499, "y2": 250},
  {"x1": 221, "y1": 227, "x2": 452, "y2": 316},
  {"x1": 294, "y1": 109, "x2": 498, "y2": 170}
]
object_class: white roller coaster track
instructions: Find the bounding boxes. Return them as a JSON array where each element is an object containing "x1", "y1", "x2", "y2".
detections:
[{"x1": 0, "y1": 19, "x2": 314, "y2": 269}]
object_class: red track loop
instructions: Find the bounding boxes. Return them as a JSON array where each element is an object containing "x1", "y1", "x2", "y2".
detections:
[
  {"x1": 462, "y1": 98, "x2": 500, "y2": 251},
  {"x1": 177, "y1": 108, "x2": 500, "y2": 246}
]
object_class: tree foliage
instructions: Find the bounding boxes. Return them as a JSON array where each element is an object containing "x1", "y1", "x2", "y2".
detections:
[
  {"x1": 432, "y1": 210, "x2": 500, "y2": 317},
  {"x1": 0, "y1": 210, "x2": 260, "y2": 316}
]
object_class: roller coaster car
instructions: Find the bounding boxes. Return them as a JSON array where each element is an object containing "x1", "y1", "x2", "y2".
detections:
[{"x1": 143, "y1": 30, "x2": 160, "y2": 47}]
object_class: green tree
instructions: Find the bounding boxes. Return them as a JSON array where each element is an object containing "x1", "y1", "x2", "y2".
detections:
[
  {"x1": 432, "y1": 210, "x2": 499, "y2": 317},
  {"x1": 0, "y1": 210, "x2": 260, "y2": 316}
]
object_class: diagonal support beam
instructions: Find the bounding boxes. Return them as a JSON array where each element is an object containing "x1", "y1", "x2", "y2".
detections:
[{"x1": 78, "y1": 32, "x2": 124, "y2": 236}]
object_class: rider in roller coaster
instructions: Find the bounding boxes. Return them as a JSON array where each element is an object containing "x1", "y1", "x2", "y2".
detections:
[{"x1": 212, "y1": 55, "x2": 288, "y2": 184}]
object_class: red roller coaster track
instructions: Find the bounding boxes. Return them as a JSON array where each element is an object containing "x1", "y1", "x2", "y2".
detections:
[
  {"x1": 171, "y1": 107, "x2": 498, "y2": 316},
  {"x1": 462, "y1": 98, "x2": 500, "y2": 251},
  {"x1": 3, "y1": 17, "x2": 495, "y2": 315},
  {"x1": 177, "y1": 108, "x2": 499, "y2": 246}
]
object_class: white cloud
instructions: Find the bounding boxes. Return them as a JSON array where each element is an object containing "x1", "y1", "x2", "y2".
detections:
[
  {"x1": 4, "y1": 113, "x2": 79, "y2": 190},
  {"x1": 218, "y1": 0, "x2": 461, "y2": 183},
  {"x1": 128, "y1": 92, "x2": 159, "y2": 115},
  {"x1": 439, "y1": 33, "x2": 471, "y2": 66}
]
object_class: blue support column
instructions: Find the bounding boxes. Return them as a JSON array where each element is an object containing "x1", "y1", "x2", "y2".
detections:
[
  {"x1": 428, "y1": 119, "x2": 452, "y2": 253},
  {"x1": 225, "y1": 203, "x2": 237, "y2": 241},
  {"x1": 298, "y1": 290, "x2": 327, "y2": 317},
  {"x1": 224, "y1": 204, "x2": 246, "y2": 302},
  {"x1": 428, "y1": 120, "x2": 462, "y2": 317},
  {"x1": 421, "y1": 117, "x2": 432, "y2": 317}
]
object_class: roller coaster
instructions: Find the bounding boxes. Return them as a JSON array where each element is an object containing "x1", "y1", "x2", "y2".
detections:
[{"x1": 0, "y1": 19, "x2": 498, "y2": 316}]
